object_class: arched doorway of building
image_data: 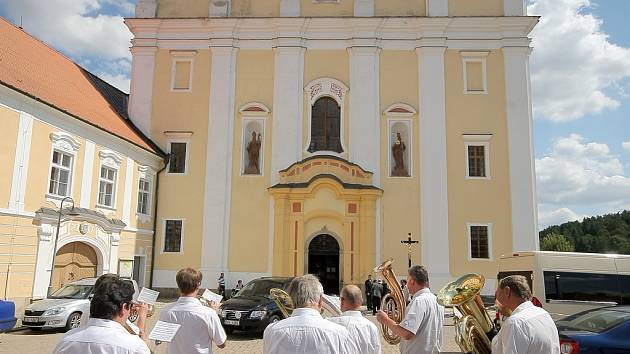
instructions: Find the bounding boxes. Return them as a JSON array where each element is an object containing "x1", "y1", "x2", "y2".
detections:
[
  {"x1": 308, "y1": 234, "x2": 340, "y2": 295},
  {"x1": 51, "y1": 242, "x2": 98, "y2": 292}
]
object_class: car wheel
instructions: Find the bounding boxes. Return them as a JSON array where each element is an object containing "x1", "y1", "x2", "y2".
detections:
[
  {"x1": 65, "y1": 312, "x2": 82, "y2": 331},
  {"x1": 268, "y1": 315, "x2": 281, "y2": 325}
]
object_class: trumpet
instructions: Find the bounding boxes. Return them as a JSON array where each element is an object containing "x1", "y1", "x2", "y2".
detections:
[{"x1": 124, "y1": 301, "x2": 154, "y2": 336}]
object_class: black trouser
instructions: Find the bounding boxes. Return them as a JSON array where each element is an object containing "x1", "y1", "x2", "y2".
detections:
[
  {"x1": 372, "y1": 296, "x2": 381, "y2": 315},
  {"x1": 366, "y1": 292, "x2": 372, "y2": 310}
]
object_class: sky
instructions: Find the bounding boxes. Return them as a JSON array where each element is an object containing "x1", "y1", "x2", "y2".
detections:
[{"x1": 0, "y1": 0, "x2": 628, "y2": 230}]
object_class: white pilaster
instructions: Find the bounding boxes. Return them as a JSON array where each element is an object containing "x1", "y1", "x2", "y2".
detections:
[
  {"x1": 200, "y1": 44, "x2": 238, "y2": 288},
  {"x1": 8, "y1": 112, "x2": 33, "y2": 212},
  {"x1": 426, "y1": 0, "x2": 448, "y2": 16},
  {"x1": 348, "y1": 46, "x2": 380, "y2": 185},
  {"x1": 417, "y1": 46, "x2": 451, "y2": 290},
  {"x1": 354, "y1": 0, "x2": 374, "y2": 17},
  {"x1": 503, "y1": 46, "x2": 539, "y2": 251},
  {"x1": 122, "y1": 157, "x2": 135, "y2": 226},
  {"x1": 128, "y1": 47, "x2": 156, "y2": 139},
  {"x1": 504, "y1": 0, "x2": 526, "y2": 16},
  {"x1": 271, "y1": 46, "x2": 305, "y2": 184},
  {"x1": 79, "y1": 141, "x2": 95, "y2": 208},
  {"x1": 280, "y1": 0, "x2": 300, "y2": 17}
]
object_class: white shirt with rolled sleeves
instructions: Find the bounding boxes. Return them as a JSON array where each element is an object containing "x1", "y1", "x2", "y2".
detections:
[
  {"x1": 491, "y1": 301, "x2": 560, "y2": 354},
  {"x1": 52, "y1": 318, "x2": 150, "y2": 354},
  {"x1": 159, "y1": 296, "x2": 227, "y2": 354},
  {"x1": 398, "y1": 288, "x2": 444, "y2": 354},
  {"x1": 328, "y1": 310, "x2": 382, "y2": 354},
  {"x1": 263, "y1": 308, "x2": 358, "y2": 354}
]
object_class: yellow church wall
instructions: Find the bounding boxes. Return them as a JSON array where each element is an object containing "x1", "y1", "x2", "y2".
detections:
[
  {"x1": 227, "y1": 50, "x2": 274, "y2": 273},
  {"x1": 378, "y1": 50, "x2": 421, "y2": 277},
  {"x1": 0, "y1": 105, "x2": 19, "y2": 206},
  {"x1": 375, "y1": 0, "x2": 426, "y2": 16},
  {"x1": 303, "y1": 50, "x2": 350, "y2": 159},
  {"x1": 150, "y1": 49, "x2": 212, "y2": 270},
  {"x1": 0, "y1": 214, "x2": 39, "y2": 301},
  {"x1": 444, "y1": 49, "x2": 513, "y2": 279},
  {"x1": 157, "y1": 0, "x2": 210, "y2": 18},
  {"x1": 448, "y1": 0, "x2": 504, "y2": 17},
  {"x1": 231, "y1": 0, "x2": 280, "y2": 17},
  {"x1": 301, "y1": 0, "x2": 354, "y2": 17}
]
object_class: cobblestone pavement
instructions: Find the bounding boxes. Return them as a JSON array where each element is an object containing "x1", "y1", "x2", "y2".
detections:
[{"x1": 0, "y1": 301, "x2": 462, "y2": 354}]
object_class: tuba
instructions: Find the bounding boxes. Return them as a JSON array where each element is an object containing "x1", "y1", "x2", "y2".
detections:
[
  {"x1": 437, "y1": 273, "x2": 495, "y2": 354},
  {"x1": 374, "y1": 259, "x2": 407, "y2": 345}
]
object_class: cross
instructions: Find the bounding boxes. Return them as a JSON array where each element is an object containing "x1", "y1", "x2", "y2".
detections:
[{"x1": 400, "y1": 233, "x2": 419, "y2": 268}]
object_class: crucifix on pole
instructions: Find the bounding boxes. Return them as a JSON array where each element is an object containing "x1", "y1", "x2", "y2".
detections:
[{"x1": 400, "y1": 232, "x2": 419, "y2": 268}]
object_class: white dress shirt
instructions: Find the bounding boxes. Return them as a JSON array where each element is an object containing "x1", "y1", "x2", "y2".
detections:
[
  {"x1": 491, "y1": 301, "x2": 560, "y2": 354},
  {"x1": 159, "y1": 296, "x2": 227, "y2": 354},
  {"x1": 52, "y1": 318, "x2": 150, "y2": 354},
  {"x1": 263, "y1": 308, "x2": 358, "y2": 354},
  {"x1": 328, "y1": 310, "x2": 382, "y2": 354},
  {"x1": 399, "y1": 288, "x2": 444, "y2": 354}
]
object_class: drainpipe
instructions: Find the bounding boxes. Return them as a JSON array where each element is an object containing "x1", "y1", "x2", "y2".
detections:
[{"x1": 149, "y1": 154, "x2": 170, "y2": 289}]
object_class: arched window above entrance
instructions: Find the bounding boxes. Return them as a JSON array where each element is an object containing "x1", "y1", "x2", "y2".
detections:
[
  {"x1": 309, "y1": 234, "x2": 340, "y2": 254},
  {"x1": 308, "y1": 97, "x2": 342, "y2": 153}
]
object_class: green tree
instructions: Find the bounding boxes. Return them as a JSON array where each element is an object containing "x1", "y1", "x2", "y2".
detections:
[{"x1": 540, "y1": 232, "x2": 575, "y2": 252}]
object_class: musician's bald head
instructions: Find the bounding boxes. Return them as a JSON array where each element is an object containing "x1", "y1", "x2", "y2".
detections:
[{"x1": 340, "y1": 284, "x2": 363, "y2": 311}]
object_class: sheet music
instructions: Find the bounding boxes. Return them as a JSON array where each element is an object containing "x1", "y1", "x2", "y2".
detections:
[
  {"x1": 149, "y1": 321, "x2": 181, "y2": 343},
  {"x1": 201, "y1": 289, "x2": 223, "y2": 304},
  {"x1": 137, "y1": 287, "x2": 159, "y2": 305}
]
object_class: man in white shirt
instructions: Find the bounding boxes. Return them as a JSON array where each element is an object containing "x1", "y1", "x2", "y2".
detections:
[
  {"x1": 376, "y1": 265, "x2": 444, "y2": 354},
  {"x1": 53, "y1": 276, "x2": 150, "y2": 354},
  {"x1": 263, "y1": 274, "x2": 358, "y2": 354},
  {"x1": 328, "y1": 284, "x2": 381, "y2": 354},
  {"x1": 492, "y1": 275, "x2": 560, "y2": 354},
  {"x1": 159, "y1": 268, "x2": 227, "y2": 354}
]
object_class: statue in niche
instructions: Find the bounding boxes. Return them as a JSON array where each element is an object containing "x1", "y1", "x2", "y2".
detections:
[
  {"x1": 392, "y1": 132, "x2": 408, "y2": 177},
  {"x1": 245, "y1": 131, "x2": 262, "y2": 175}
]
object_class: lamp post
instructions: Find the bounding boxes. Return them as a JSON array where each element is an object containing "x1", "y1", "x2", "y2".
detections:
[{"x1": 47, "y1": 196, "x2": 78, "y2": 297}]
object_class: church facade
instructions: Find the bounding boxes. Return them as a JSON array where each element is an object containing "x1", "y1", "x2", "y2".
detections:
[{"x1": 127, "y1": 0, "x2": 540, "y2": 294}]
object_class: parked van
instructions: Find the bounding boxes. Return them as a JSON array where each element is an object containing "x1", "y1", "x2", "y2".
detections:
[{"x1": 497, "y1": 251, "x2": 630, "y2": 319}]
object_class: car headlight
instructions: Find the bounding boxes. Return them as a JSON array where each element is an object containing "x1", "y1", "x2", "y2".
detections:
[
  {"x1": 249, "y1": 310, "x2": 267, "y2": 319},
  {"x1": 43, "y1": 307, "x2": 66, "y2": 316}
]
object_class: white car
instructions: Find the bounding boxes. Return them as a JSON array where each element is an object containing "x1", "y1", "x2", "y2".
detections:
[{"x1": 22, "y1": 277, "x2": 139, "y2": 331}]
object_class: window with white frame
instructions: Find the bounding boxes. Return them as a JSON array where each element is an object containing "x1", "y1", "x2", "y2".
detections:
[
  {"x1": 469, "y1": 224, "x2": 491, "y2": 259},
  {"x1": 168, "y1": 142, "x2": 188, "y2": 174},
  {"x1": 98, "y1": 166, "x2": 117, "y2": 207},
  {"x1": 462, "y1": 51, "x2": 489, "y2": 94},
  {"x1": 163, "y1": 219, "x2": 183, "y2": 253},
  {"x1": 48, "y1": 150, "x2": 74, "y2": 197},
  {"x1": 137, "y1": 178, "x2": 150, "y2": 215},
  {"x1": 463, "y1": 134, "x2": 492, "y2": 180}
]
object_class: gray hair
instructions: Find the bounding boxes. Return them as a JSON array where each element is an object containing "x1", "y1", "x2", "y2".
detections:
[
  {"x1": 341, "y1": 285, "x2": 363, "y2": 307},
  {"x1": 408, "y1": 265, "x2": 429, "y2": 285},
  {"x1": 499, "y1": 275, "x2": 532, "y2": 300},
  {"x1": 288, "y1": 274, "x2": 323, "y2": 308}
]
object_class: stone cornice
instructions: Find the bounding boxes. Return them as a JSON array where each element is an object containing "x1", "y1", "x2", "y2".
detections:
[{"x1": 125, "y1": 16, "x2": 539, "y2": 51}]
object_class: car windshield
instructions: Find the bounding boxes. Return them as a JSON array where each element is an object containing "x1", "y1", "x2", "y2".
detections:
[
  {"x1": 234, "y1": 280, "x2": 285, "y2": 298},
  {"x1": 50, "y1": 284, "x2": 93, "y2": 299},
  {"x1": 556, "y1": 308, "x2": 630, "y2": 333}
]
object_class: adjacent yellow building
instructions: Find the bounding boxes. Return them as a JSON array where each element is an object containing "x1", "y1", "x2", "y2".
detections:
[{"x1": 127, "y1": 0, "x2": 540, "y2": 295}]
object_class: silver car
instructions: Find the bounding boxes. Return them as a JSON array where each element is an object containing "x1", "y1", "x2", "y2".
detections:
[{"x1": 22, "y1": 277, "x2": 139, "y2": 331}]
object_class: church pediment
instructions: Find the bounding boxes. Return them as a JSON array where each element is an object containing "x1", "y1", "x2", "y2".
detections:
[{"x1": 270, "y1": 156, "x2": 381, "y2": 192}]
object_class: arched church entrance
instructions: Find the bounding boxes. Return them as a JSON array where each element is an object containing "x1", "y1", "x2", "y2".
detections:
[
  {"x1": 51, "y1": 242, "x2": 97, "y2": 291},
  {"x1": 308, "y1": 234, "x2": 340, "y2": 295}
]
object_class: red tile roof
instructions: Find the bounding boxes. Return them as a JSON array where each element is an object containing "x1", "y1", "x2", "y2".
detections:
[{"x1": 0, "y1": 17, "x2": 160, "y2": 155}]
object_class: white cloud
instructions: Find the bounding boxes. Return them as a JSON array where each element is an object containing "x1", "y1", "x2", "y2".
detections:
[
  {"x1": 623, "y1": 141, "x2": 630, "y2": 152},
  {"x1": 528, "y1": 0, "x2": 630, "y2": 122},
  {"x1": 538, "y1": 208, "x2": 583, "y2": 229},
  {"x1": 536, "y1": 134, "x2": 630, "y2": 223},
  {"x1": 97, "y1": 72, "x2": 130, "y2": 93}
]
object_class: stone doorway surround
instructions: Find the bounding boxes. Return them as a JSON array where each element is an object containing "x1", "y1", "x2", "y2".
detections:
[
  {"x1": 32, "y1": 207, "x2": 125, "y2": 298},
  {"x1": 269, "y1": 156, "x2": 382, "y2": 286}
]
